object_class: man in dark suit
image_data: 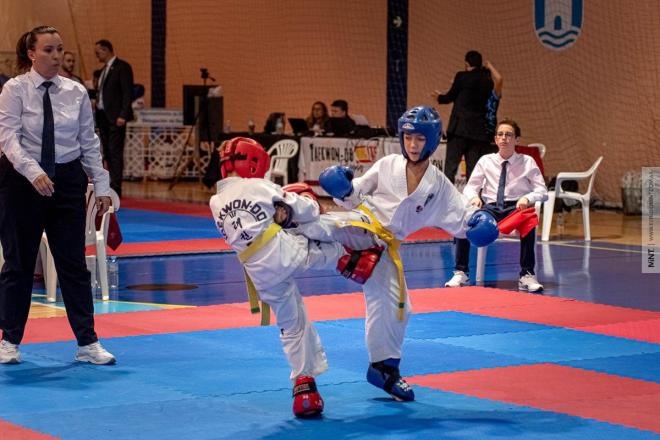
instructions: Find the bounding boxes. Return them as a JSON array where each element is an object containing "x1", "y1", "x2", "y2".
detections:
[
  {"x1": 324, "y1": 99, "x2": 356, "y2": 137},
  {"x1": 94, "y1": 39, "x2": 134, "y2": 197},
  {"x1": 433, "y1": 50, "x2": 494, "y2": 184}
]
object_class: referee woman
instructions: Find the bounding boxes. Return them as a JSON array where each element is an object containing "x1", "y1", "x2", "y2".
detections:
[{"x1": 0, "y1": 26, "x2": 115, "y2": 364}]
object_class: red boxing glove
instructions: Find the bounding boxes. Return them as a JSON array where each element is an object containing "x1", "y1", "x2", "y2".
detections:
[
  {"x1": 337, "y1": 246, "x2": 383, "y2": 284},
  {"x1": 282, "y1": 182, "x2": 324, "y2": 213},
  {"x1": 282, "y1": 182, "x2": 318, "y2": 200},
  {"x1": 292, "y1": 376, "x2": 324, "y2": 418}
]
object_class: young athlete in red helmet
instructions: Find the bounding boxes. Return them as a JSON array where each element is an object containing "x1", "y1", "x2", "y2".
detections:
[{"x1": 210, "y1": 137, "x2": 381, "y2": 418}]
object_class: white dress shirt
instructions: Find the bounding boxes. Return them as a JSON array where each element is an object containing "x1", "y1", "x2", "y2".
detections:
[
  {"x1": 96, "y1": 56, "x2": 116, "y2": 110},
  {"x1": 464, "y1": 152, "x2": 548, "y2": 205},
  {"x1": 0, "y1": 68, "x2": 110, "y2": 196}
]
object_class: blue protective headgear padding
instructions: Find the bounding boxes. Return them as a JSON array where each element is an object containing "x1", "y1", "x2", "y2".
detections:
[{"x1": 397, "y1": 106, "x2": 442, "y2": 162}]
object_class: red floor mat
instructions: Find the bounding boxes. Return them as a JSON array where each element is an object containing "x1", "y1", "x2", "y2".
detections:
[
  {"x1": 108, "y1": 198, "x2": 451, "y2": 256},
  {"x1": 575, "y1": 318, "x2": 660, "y2": 344},
  {"x1": 0, "y1": 419, "x2": 57, "y2": 440},
  {"x1": 96, "y1": 229, "x2": 450, "y2": 257},
  {"x1": 405, "y1": 228, "x2": 451, "y2": 241},
  {"x1": 101, "y1": 238, "x2": 231, "y2": 257},
  {"x1": 411, "y1": 287, "x2": 660, "y2": 331},
  {"x1": 121, "y1": 196, "x2": 454, "y2": 243},
  {"x1": 409, "y1": 363, "x2": 660, "y2": 433},
  {"x1": 24, "y1": 287, "x2": 660, "y2": 344}
]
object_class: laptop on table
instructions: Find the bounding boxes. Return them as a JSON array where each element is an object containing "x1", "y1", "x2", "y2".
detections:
[{"x1": 288, "y1": 118, "x2": 311, "y2": 136}]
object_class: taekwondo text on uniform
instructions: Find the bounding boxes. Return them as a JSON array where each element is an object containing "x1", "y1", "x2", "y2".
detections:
[{"x1": 216, "y1": 199, "x2": 269, "y2": 226}]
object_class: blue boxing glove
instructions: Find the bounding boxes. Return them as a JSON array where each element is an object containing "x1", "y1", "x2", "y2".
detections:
[
  {"x1": 466, "y1": 210, "x2": 499, "y2": 247},
  {"x1": 319, "y1": 165, "x2": 354, "y2": 200}
]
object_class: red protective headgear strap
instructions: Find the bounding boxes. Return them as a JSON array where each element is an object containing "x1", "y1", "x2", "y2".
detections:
[{"x1": 219, "y1": 137, "x2": 270, "y2": 179}]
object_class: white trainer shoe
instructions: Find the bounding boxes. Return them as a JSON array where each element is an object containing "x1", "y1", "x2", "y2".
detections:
[
  {"x1": 519, "y1": 274, "x2": 544, "y2": 292},
  {"x1": 444, "y1": 270, "x2": 469, "y2": 287},
  {"x1": 75, "y1": 341, "x2": 116, "y2": 365},
  {"x1": 0, "y1": 339, "x2": 21, "y2": 364}
]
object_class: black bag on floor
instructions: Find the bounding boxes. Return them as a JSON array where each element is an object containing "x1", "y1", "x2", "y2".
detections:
[{"x1": 547, "y1": 177, "x2": 579, "y2": 212}]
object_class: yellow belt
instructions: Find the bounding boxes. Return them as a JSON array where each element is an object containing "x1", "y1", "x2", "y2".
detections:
[
  {"x1": 346, "y1": 205, "x2": 406, "y2": 320},
  {"x1": 237, "y1": 223, "x2": 282, "y2": 325}
]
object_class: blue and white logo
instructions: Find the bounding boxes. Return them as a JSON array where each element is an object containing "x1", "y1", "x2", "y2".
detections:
[{"x1": 534, "y1": 0, "x2": 583, "y2": 50}]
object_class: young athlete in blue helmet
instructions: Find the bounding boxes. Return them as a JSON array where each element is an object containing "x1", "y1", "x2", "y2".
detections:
[{"x1": 319, "y1": 105, "x2": 498, "y2": 402}]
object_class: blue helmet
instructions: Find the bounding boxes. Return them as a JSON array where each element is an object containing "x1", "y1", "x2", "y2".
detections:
[{"x1": 397, "y1": 106, "x2": 442, "y2": 162}]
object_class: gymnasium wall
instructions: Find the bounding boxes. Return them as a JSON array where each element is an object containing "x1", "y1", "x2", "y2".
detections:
[{"x1": 1, "y1": 0, "x2": 658, "y2": 204}]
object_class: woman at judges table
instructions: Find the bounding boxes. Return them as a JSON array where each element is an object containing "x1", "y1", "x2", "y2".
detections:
[
  {"x1": 0, "y1": 25, "x2": 116, "y2": 365},
  {"x1": 305, "y1": 101, "x2": 329, "y2": 135}
]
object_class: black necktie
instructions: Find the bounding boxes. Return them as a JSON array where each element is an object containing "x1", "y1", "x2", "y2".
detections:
[
  {"x1": 496, "y1": 160, "x2": 508, "y2": 208},
  {"x1": 98, "y1": 65, "x2": 108, "y2": 93},
  {"x1": 41, "y1": 81, "x2": 55, "y2": 178}
]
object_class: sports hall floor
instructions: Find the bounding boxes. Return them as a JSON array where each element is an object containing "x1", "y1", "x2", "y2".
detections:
[{"x1": 1, "y1": 181, "x2": 658, "y2": 440}]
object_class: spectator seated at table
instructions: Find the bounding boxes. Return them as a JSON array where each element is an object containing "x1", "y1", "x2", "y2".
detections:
[
  {"x1": 264, "y1": 112, "x2": 286, "y2": 134},
  {"x1": 324, "y1": 99, "x2": 355, "y2": 137},
  {"x1": 305, "y1": 101, "x2": 329, "y2": 135}
]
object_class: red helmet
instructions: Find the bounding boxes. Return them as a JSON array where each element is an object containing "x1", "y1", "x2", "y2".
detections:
[{"x1": 219, "y1": 137, "x2": 270, "y2": 179}]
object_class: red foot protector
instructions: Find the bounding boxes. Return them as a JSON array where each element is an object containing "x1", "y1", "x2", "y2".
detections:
[{"x1": 292, "y1": 376, "x2": 324, "y2": 418}]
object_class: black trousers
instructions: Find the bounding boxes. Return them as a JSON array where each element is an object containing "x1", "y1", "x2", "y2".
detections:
[
  {"x1": 454, "y1": 202, "x2": 537, "y2": 277},
  {"x1": 0, "y1": 156, "x2": 97, "y2": 346},
  {"x1": 96, "y1": 110, "x2": 125, "y2": 197},
  {"x1": 443, "y1": 135, "x2": 493, "y2": 184}
]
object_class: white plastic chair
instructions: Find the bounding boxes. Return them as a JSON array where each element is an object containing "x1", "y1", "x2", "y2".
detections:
[
  {"x1": 527, "y1": 143, "x2": 546, "y2": 158},
  {"x1": 541, "y1": 156, "x2": 603, "y2": 242},
  {"x1": 475, "y1": 202, "x2": 541, "y2": 283},
  {"x1": 42, "y1": 184, "x2": 120, "y2": 302},
  {"x1": 264, "y1": 139, "x2": 299, "y2": 185}
]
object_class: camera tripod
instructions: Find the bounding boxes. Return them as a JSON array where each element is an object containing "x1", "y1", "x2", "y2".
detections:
[{"x1": 169, "y1": 68, "x2": 215, "y2": 190}]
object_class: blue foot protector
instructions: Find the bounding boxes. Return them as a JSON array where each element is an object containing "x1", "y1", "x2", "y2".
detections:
[{"x1": 366, "y1": 358, "x2": 415, "y2": 401}]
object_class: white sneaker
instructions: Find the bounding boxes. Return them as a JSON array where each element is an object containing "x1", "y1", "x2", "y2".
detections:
[
  {"x1": 0, "y1": 340, "x2": 21, "y2": 364},
  {"x1": 519, "y1": 274, "x2": 544, "y2": 292},
  {"x1": 445, "y1": 270, "x2": 469, "y2": 287},
  {"x1": 75, "y1": 341, "x2": 116, "y2": 365}
]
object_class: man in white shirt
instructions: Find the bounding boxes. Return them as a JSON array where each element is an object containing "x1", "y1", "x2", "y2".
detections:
[{"x1": 445, "y1": 118, "x2": 548, "y2": 291}]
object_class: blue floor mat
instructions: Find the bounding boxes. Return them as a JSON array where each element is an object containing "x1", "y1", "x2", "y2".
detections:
[
  {"x1": 4, "y1": 312, "x2": 659, "y2": 440},
  {"x1": 438, "y1": 327, "x2": 660, "y2": 362},
  {"x1": 562, "y1": 351, "x2": 660, "y2": 383},
  {"x1": 117, "y1": 209, "x2": 218, "y2": 243},
  {"x1": 9, "y1": 384, "x2": 659, "y2": 440}
]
